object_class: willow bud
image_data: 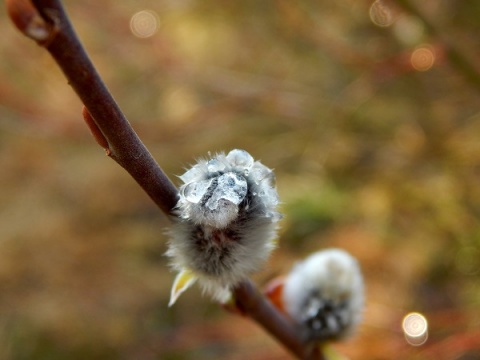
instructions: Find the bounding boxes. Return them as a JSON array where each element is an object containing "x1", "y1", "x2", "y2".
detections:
[
  {"x1": 167, "y1": 149, "x2": 281, "y2": 305},
  {"x1": 282, "y1": 249, "x2": 364, "y2": 341}
]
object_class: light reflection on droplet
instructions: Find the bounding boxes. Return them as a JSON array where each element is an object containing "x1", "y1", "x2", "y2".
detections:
[
  {"x1": 130, "y1": 10, "x2": 160, "y2": 38},
  {"x1": 369, "y1": 0, "x2": 395, "y2": 27},
  {"x1": 411, "y1": 45, "x2": 435, "y2": 71},
  {"x1": 402, "y1": 312, "x2": 428, "y2": 346}
]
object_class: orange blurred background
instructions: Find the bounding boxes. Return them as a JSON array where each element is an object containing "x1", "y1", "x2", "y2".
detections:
[{"x1": 1, "y1": 1, "x2": 480, "y2": 359}]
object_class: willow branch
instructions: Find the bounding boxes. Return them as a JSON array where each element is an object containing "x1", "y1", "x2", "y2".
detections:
[
  {"x1": 7, "y1": 0, "x2": 178, "y2": 215},
  {"x1": 6, "y1": 0, "x2": 323, "y2": 358},
  {"x1": 395, "y1": 0, "x2": 480, "y2": 92},
  {"x1": 234, "y1": 280, "x2": 322, "y2": 359}
]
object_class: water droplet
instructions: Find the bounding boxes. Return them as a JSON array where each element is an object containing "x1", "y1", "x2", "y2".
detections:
[
  {"x1": 226, "y1": 149, "x2": 254, "y2": 169},
  {"x1": 207, "y1": 159, "x2": 226, "y2": 173},
  {"x1": 251, "y1": 165, "x2": 275, "y2": 186},
  {"x1": 182, "y1": 178, "x2": 214, "y2": 204},
  {"x1": 180, "y1": 166, "x2": 204, "y2": 183},
  {"x1": 204, "y1": 172, "x2": 247, "y2": 210}
]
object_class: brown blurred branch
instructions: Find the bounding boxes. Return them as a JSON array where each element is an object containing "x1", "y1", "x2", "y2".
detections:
[
  {"x1": 395, "y1": 0, "x2": 480, "y2": 92},
  {"x1": 234, "y1": 280, "x2": 322, "y2": 359},
  {"x1": 6, "y1": 0, "x2": 323, "y2": 358}
]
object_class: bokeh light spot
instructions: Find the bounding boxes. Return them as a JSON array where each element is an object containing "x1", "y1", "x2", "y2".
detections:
[
  {"x1": 393, "y1": 15, "x2": 425, "y2": 46},
  {"x1": 402, "y1": 312, "x2": 428, "y2": 346},
  {"x1": 130, "y1": 10, "x2": 160, "y2": 38},
  {"x1": 411, "y1": 45, "x2": 435, "y2": 71},
  {"x1": 369, "y1": 0, "x2": 395, "y2": 27}
]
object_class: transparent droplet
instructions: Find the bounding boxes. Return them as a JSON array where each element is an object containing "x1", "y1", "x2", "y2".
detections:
[
  {"x1": 180, "y1": 165, "x2": 204, "y2": 183},
  {"x1": 251, "y1": 164, "x2": 275, "y2": 186},
  {"x1": 207, "y1": 158, "x2": 226, "y2": 173},
  {"x1": 259, "y1": 188, "x2": 279, "y2": 208},
  {"x1": 182, "y1": 178, "x2": 214, "y2": 204},
  {"x1": 204, "y1": 172, "x2": 247, "y2": 210},
  {"x1": 226, "y1": 149, "x2": 254, "y2": 169}
]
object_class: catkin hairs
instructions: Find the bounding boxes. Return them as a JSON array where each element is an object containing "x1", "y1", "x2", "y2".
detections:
[{"x1": 167, "y1": 149, "x2": 281, "y2": 305}]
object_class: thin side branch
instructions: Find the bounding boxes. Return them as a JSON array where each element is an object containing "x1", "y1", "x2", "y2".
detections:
[{"x1": 6, "y1": 0, "x2": 323, "y2": 358}]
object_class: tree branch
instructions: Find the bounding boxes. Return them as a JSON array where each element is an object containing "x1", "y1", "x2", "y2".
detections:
[
  {"x1": 234, "y1": 280, "x2": 322, "y2": 359},
  {"x1": 6, "y1": 0, "x2": 323, "y2": 358},
  {"x1": 8, "y1": 0, "x2": 179, "y2": 215}
]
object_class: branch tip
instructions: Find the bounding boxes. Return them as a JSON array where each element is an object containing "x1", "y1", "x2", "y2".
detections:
[{"x1": 6, "y1": 0, "x2": 57, "y2": 45}]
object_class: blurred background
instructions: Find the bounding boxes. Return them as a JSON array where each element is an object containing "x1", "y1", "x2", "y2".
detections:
[{"x1": 1, "y1": 0, "x2": 480, "y2": 359}]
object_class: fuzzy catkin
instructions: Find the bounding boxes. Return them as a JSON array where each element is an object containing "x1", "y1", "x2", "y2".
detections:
[
  {"x1": 167, "y1": 149, "x2": 281, "y2": 302},
  {"x1": 282, "y1": 249, "x2": 364, "y2": 341}
]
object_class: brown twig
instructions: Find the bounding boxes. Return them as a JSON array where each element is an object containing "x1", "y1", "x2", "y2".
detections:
[
  {"x1": 234, "y1": 280, "x2": 322, "y2": 359},
  {"x1": 9, "y1": 0, "x2": 179, "y2": 215},
  {"x1": 6, "y1": 0, "x2": 323, "y2": 358}
]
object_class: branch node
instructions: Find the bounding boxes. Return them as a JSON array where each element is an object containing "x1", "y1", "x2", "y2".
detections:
[{"x1": 82, "y1": 106, "x2": 111, "y2": 153}]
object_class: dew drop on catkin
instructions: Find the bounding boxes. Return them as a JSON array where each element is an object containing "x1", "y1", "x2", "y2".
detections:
[{"x1": 167, "y1": 149, "x2": 281, "y2": 305}]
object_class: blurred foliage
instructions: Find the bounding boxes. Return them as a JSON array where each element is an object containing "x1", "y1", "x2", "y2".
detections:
[{"x1": 1, "y1": 0, "x2": 480, "y2": 359}]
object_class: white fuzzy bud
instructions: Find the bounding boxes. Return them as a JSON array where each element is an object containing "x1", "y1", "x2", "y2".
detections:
[
  {"x1": 167, "y1": 149, "x2": 281, "y2": 304},
  {"x1": 282, "y1": 249, "x2": 364, "y2": 341}
]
